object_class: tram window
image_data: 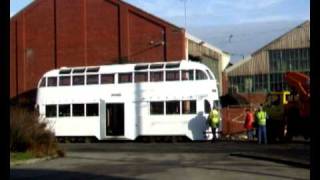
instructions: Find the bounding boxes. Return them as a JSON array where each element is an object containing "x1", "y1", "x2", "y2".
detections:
[
  {"x1": 150, "y1": 64, "x2": 164, "y2": 69},
  {"x1": 166, "y1": 101, "x2": 180, "y2": 114},
  {"x1": 165, "y1": 63, "x2": 180, "y2": 69},
  {"x1": 73, "y1": 68, "x2": 85, "y2": 74},
  {"x1": 59, "y1": 76, "x2": 71, "y2": 86},
  {"x1": 182, "y1": 100, "x2": 196, "y2": 114},
  {"x1": 166, "y1": 71, "x2": 180, "y2": 81},
  {"x1": 206, "y1": 70, "x2": 214, "y2": 80},
  {"x1": 135, "y1": 65, "x2": 148, "y2": 70},
  {"x1": 40, "y1": 77, "x2": 46, "y2": 87},
  {"x1": 150, "y1": 71, "x2": 163, "y2": 82},
  {"x1": 119, "y1": 73, "x2": 132, "y2": 83},
  {"x1": 196, "y1": 70, "x2": 208, "y2": 80},
  {"x1": 135, "y1": 72, "x2": 148, "y2": 83},
  {"x1": 47, "y1": 77, "x2": 57, "y2": 87},
  {"x1": 58, "y1": 104, "x2": 70, "y2": 117},
  {"x1": 72, "y1": 75, "x2": 84, "y2": 85},
  {"x1": 204, "y1": 100, "x2": 211, "y2": 114},
  {"x1": 100, "y1": 74, "x2": 114, "y2": 84},
  {"x1": 46, "y1": 105, "x2": 57, "y2": 117},
  {"x1": 86, "y1": 103, "x2": 99, "y2": 116},
  {"x1": 86, "y1": 74, "x2": 99, "y2": 85},
  {"x1": 72, "y1": 104, "x2": 84, "y2": 117},
  {"x1": 150, "y1": 102, "x2": 164, "y2": 115},
  {"x1": 59, "y1": 69, "x2": 71, "y2": 74},
  {"x1": 86, "y1": 67, "x2": 99, "y2": 73},
  {"x1": 181, "y1": 70, "x2": 194, "y2": 80}
]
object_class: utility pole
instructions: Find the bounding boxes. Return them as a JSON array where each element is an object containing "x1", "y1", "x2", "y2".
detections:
[{"x1": 180, "y1": 0, "x2": 187, "y2": 29}]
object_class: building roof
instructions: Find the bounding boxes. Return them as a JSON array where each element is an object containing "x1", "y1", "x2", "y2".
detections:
[{"x1": 224, "y1": 55, "x2": 252, "y2": 73}]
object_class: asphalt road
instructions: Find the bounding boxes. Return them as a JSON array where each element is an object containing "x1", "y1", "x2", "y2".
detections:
[{"x1": 11, "y1": 141, "x2": 310, "y2": 180}]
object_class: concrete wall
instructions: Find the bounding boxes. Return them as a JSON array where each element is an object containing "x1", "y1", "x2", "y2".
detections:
[{"x1": 10, "y1": 0, "x2": 186, "y2": 99}]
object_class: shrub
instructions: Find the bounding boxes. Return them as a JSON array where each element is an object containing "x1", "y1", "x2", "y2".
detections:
[{"x1": 10, "y1": 105, "x2": 62, "y2": 157}]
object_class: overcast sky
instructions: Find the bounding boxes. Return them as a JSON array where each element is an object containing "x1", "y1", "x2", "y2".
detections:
[{"x1": 10, "y1": 0, "x2": 310, "y2": 62}]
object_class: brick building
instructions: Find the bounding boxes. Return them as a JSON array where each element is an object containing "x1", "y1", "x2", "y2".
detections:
[{"x1": 10, "y1": 0, "x2": 186, "y2": 100}]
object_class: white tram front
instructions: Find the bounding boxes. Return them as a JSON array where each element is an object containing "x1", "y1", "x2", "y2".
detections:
[{"x1": 36, "y1": 60, "x2": 221, "y2": 141}]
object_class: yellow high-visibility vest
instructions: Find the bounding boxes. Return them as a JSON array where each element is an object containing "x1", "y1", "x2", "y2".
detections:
[
  {"x1": 257, "y1": 111, "x2": 267, "y2": 126},
  {"x1": 210, "y1": 109, "x2": 220, "y2": 127}
]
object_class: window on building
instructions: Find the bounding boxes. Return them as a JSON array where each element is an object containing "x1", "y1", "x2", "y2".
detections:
[
  {"x1": 47, "y1": 77, "x2": 57, "y2": 87},
  {"x1": 119, "y1": 73, "x2": 132, "y2": 83},
  {"x1": 72, "y1": 104, "x2": 84, "y2": 117},
  {"x1": 86, "y1": 103, "x2": 99, "y2": 116},
  {"x1": 59, "y1": 104, "x2": 70, "y2": 117},
  {"x1": 150, "y1": 102, "x2": 164, "y2": 115},
  {"x1": 46, "y1": 105, "x2": 57, "y2": 117},
  {"x1": 134, "y1": 72, "x2": 148, "y2": 83},
  {"x1": 150, "y1": 71, "x2": 163, "y2": 82},
  {"x1": 86, "y1": 74, "x2": 99, "y2": 85},
  {"x1": 196, "y1": 70, "x2": 208, "y2": 80},
  {"x1": 40, "y1": 77, "x2": 46, "y2": 87},
  {"x1": 166, "y1": 101, "x2": 180, "y2": 114},
  {"x1": 166, "y1": 71, "x2": 179, "y2": 81},
  {"x1": 100, "y1": 74, "x2": 114, "y2": 84},
  {"x1": 181, "y1": 70, "x2": 194, "y2": 80},
  {"x1": 73, "y1": 75, "x2": 84, "y2": 85},
  {"x1": 204, "y1": 100, "x2": 211, "y2": 114},
  {"x1": 59, "y1": 76, "x2": 71, "y2": 86},
  {"x1": 182, "y1": 100, "x2": 196, "y2": 114}
]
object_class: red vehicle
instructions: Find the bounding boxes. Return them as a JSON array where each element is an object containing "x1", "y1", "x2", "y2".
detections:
[{"x1": 284, "y1": 72, "x2": 310, "y2": 140}]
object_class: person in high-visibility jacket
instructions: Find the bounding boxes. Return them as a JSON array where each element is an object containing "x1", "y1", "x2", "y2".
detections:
[
  {"x1": 209, "y1": 107, "x2": 220, "y2": 143},
  {"x1": 256, "y1": 105, "x2": 268, "y2": 144}
]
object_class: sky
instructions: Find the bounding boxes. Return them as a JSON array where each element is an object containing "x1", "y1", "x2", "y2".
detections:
[{"x1": 10, "y1": 0, "x2": 310, "y2": 62}]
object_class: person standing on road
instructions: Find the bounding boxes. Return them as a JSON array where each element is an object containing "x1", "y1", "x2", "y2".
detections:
[
  {"x1": 244, "y1": 108, "x2": 254, "y2": 141},
  {"x1": 256, "y1": 105, "x2": 268, "y2": 144},
  {"x1": 209, "y1": 107, "x2": 220, "y2": 143}
]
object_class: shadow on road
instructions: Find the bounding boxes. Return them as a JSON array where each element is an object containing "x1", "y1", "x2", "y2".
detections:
[{"x1": 11, "y1": 169, "x2": 138, "y2": 180}]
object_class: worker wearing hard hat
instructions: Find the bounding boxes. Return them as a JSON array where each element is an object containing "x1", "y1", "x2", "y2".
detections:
[{"x1": 256, "y1": 105, "x2": 268, "y2": 144}]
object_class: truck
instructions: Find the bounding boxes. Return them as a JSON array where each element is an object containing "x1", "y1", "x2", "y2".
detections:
[{"x1": 264, "y1": 72, "x2": 310, "y2": 142}]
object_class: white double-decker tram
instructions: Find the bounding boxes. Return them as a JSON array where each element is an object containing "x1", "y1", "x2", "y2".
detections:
[{"x1": 36, "y1": 60, "x2": 221, "y2": 141}]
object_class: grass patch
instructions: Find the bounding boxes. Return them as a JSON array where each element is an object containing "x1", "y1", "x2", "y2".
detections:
[{"x1": 10, "y1": 152, "x2": 34, "y2": 162}]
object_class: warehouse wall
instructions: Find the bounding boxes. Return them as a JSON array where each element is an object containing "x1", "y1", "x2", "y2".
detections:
[{"x1": 10, "y1": 0, "x2": 186, "y2": 99}]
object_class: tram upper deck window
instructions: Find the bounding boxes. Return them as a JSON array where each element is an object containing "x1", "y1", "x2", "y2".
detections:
[
  {"x1": 59, "y1": 76, "x2": 71, "y2": 86},
  {"x1": 150, "y1": 64, "x2": 164, "y2": 69},
  {"x1": 119, "y1": 73, "x2": 132, "y2": 83},
  {"x1": 135, "y1": 72, "x2": 148, "y2": 83},
  {"x1": 206, "y1": 70, "x2": 214, "y2": 80},
  {"x1": 59, "y1": 69, "x2": 71, "y2": 74},
  {"x1": 86, "y1": 67, "x2": 99, "y2": 73},
  {"x1": 47, "y1": 77, "x2": 57, "y2": 87},
  {"x1": 73, "y1": 75, "x2": 84, "y2": 85},
  {"x1": 166, "y1": 101, "x2": 180, "y2": 114},
  {"x1": 166, "y1": 71, "x2": 180, "y2": 81},
  {"x1": 73, "y1": 68, "x2": 85, "y2": 74},
  {"x1": 39, "y1": 77, "x2": 46, "y2": 87},
  {"x1": 46, "y1": 105, "x2": 57, "y2": 117},
  {"x1": 196, "y1": 70, "x2": 208, "y2": 80},
  {"x1": 150, "y1": 71, "x2": 163, "y2": 82},
  {"x1": 86, "y1": 103, "x2": 99, "y2": 116},
  {"x1": 59, "y1": 104, "x2": 70, "y2": 117},
  {"x1": 150, "y1": 102, "x2": 164, "y2": 115},
  {"x1": 181, "y1": 70, "x2": 194, "y2": 81},
  {"x1": 165, "y1": 63, "x2": 180, "y2": 69},
  {"x1": 100, "y1": 74, "x2": 114, "y2": 84},
  {"x1": 135, "y1": 65, "x2": 148, "y2": 71},
  {"x1": 86, "y1": 74, "x2": 99, "y2": 85}
]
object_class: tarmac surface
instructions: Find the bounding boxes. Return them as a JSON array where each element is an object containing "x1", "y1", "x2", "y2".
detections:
[{"x1": 11, "y1": 140, "x2": 310, "y2": 180}]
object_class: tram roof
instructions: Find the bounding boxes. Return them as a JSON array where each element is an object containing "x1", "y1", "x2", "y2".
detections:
[{"x1": 43, "y1": 60, "x2": 209, "y2": 77}]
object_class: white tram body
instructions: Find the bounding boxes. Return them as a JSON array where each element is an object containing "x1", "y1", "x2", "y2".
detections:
[{"x1": 36, "y1": 60, "x2": 221, "y2": 141}]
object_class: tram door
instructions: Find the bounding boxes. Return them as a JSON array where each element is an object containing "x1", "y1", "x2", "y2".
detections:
[{"x1": 106, "y1": 103, "x2": 124, "y2": 136}]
